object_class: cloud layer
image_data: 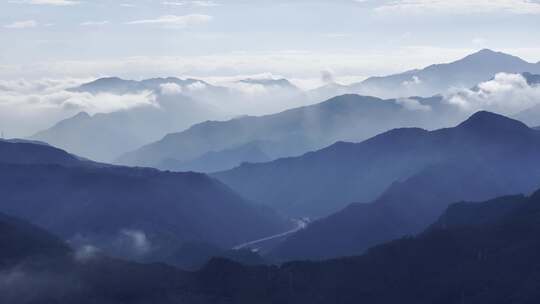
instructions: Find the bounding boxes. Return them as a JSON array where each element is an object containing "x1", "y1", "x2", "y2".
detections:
[
  {"x1": 126, "y1": 14, "x2": 212, "y2": 29},
  {"x1": 0, "y1": 78, "x2": 156, "y2": 138},
  {"x1": 376, "y1": 0, "x2": 540, "y2": 15},
  {"x1": 445, "y1": 73, "x2": 540, "y2": 115}
]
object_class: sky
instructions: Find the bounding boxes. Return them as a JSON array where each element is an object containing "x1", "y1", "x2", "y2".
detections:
[
  {"x1": 1, "y1": 0, "x2": 540, "y2": 138},
  {"x1": 1, "y1": 0, "x2": 540, "y2": 85}
]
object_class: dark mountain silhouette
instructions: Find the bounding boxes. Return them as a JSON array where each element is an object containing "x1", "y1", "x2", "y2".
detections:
[
  {"x1": 346, "y1": 49, "x2": 540, "y2": 98},
  {"x1": 0, "y1": 138, "x2": 94, "y2": 166},
  {"x1": 0, "y1": 212, "x2": 70, "y2": 266},
  {"x1": 187, "y1": 190, "x2": 540, "y2": 304},
  {"x1": 0, "y1": 140, "x2": 289, "y2": 265},
  {"x1": 6, "y1": 189, "x2": 540, "y2": 303},
  {"x1": 0, "y1": 211, "x2": 201, "y2": 304},
  {"x1": 165, "y1": 241, "x2": 266, "y2": 271},
  {"x1": 264, "y1": 112, "x2": 540, "y2": 260},
  {"x1": 118, "y1": 94, "x2": 461, "y2": 172}
]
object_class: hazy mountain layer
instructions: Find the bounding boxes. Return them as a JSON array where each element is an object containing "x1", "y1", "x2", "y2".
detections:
[
  {"x1": 215, "y1": 112, "x2": 540, "y2": 220},
  {"x1": 118, "y1": 94, "x2": 462, "y2": 172},
  {"x1": 30, "y1": 77, "x2": 226, "y2": 162},
  {"x1": 0, "y1": 140, "x2": 289, "y2": 265}
]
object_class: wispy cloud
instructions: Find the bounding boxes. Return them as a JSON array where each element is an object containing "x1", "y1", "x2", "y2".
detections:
[
  {"x1": 162, "y1": 1, "x2": 219, "y2": 7},
  {"x1": 4, "y1": 20, "x2": 38, "y2": 29},
  {"x1": 375, "y1": 0, "x2": 540, "y2": 15},
  {"x1": 9, "y1": 0, "x2": 80, "y2": 6},
  {"x1": 80, "y1": 21, "x2": 110, "y2": 26},
  {"x1": 126, "y1": 14, "x2": 212, "y2": 28}
]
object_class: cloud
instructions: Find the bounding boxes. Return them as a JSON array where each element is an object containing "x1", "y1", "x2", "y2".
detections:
[
  {"x1": 375, "y1": 0, "x2": 540, "y2": 15},
  {"x1": 402, "y1": 75, "x2": 422, "y2": 87},
  {"x1": 444, "y1": 73, "x2": 540, "y2": 114},
  {"x1": 9, "y1": 0, "x2": 80, "y2": 5},
  {"x1": 187, "y1": 81, "x2": 207, "y2": 91},
  {"x1": 80, "y1": 21, "x2": 110, "y2": 26},
  {"x1": 4, "y1": 20, "x2": 38, "y2": 29},
  {"x1": 126, "y1": 14, "x2": 213, "y2": 28},
  {"x1": 162, "y1": 1, "x2": 219, "y2": 7},
  {"x1": 119, "y1": 229, "x2": 151, "y2": 256},
  {"x1": 0, "y1": 78, "x2": 157, "y2": 137},
  {"x1": 74, "y1": 245, "x2": 100, "y2": 262},
  {"x1": 160, "y1": 82, "x2": 183, "y2": 95},
  {"x1": 397, "y1": 97, "x2": 431, "y2": 111}
]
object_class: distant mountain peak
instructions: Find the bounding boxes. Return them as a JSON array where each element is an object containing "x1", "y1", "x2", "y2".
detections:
[
  {"x1": 476, "y1": 48, "x2": 498, "y2": 55},
  {"x1": 73, "y1": 111, "x2": 91, "y2": 119},
  {"x1": 457, "y1": 111, "x2": 529, "y2": 132},
  {"x1": 459, "y1": 49, "x2": 526, "y2": 64}
]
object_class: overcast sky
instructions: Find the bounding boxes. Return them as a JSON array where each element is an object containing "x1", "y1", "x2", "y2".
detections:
[{"x1": 1, "y1": 0, "x2": 540, "y2": 83}]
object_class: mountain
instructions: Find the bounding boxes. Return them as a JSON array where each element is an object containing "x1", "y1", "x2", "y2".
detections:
[
  {"x1": 0, "y1": 140, "x2": 289, "y2": 265},
  {"x1": 0, "y1": 211, "x2": 201, "y2": 304},
  {"x1": 160, "y1": 140, "x2": 273, "y2": 173},
  {"x1": 5, "y1": 186, "x2": 540, "y2": 303},
  {"x1": 30, "y1": 77, "x2": 227, "y2": 162},
  {"x1": 215, "y1": 111, "x2": 540, "y2": 218},
  {"x1": 189, "y1": 190, "x2": 540, "y2": 304},
  {"x1": 0, "y1": 138, "x2": 89, "y2": 166},
  {"x1": 118, "y1": 94, "x2": 462, "y2": 172},
  {"x1": 345, "y1": 49, "x2": 540, "y2": 98},
  {"x1": 263, "y1": 112, "x2": 540, "y2": 260},
  {"x1": 69, "y1": 76, "x2": 218, "y2": 95},
  {"x1": 522, "y1": 72, "x2": 540, "y2": 85}
]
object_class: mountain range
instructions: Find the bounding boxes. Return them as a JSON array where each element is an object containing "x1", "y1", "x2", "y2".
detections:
[
  {"x1": 0, "y1": 140, "x2": 289, "y2": 266},
  {"x1": 251, "y1": 112, "x2": 540, "y2": 260},
  {"x1": 117, "y1": 94, "x2": 462, "y2": 172},
  {"x1": 117, "y1": 50, "x2": 540, "y2": 173},
  {"x1": 347, "y1": 49, "x2": 540, "y2": 98},
  {"x1": 4, "y1": 184, "x2": 540, "y2": 303},
  {"x1": 30, "y1": 77, "x2": 228, "y2": 162},
  {"x1": 30, "y1": 49, "x2": 540, "y2": 169}
]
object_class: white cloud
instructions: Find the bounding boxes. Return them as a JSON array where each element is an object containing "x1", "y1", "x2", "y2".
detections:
[
  {"x1": 162, "y1": 1, "x2": 219, "y2": 6},
  {"x1": 160, "y1": 82, "x2": 183, "y2": 95},
  {"x1": 0, "y1": 78, "x2": 157, "y2": 137},
  {"x1": 126, "y1": 14, "x2": 212, "y2": 29},
  {"x1": 80, "y1": 21, "x2": 110, "y2": 26},
  {"x1": 375, "y1": 0, "x2": 540, "y2": 15},
  {"x1": 120, "y1": 229, "x2": 151, "y2": 255},
  {"x1": 187, "y1": 81, "x2": 207, "y2": 91},
  {"x1": 397, "y1": 97, "x2": 431, "y2": 111},
  {"x1": 402, "y1": 75, "x2": 422, "y2": 87},
  {"x1": 445, "y1": 73, "x2": 540, "y2": 115},
  {"x1": 9, "y1": 0, "x2": 80, "y2": 5},
  {"x1": 4, "y1": 20, "x2": 38, "y2": 29}
]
